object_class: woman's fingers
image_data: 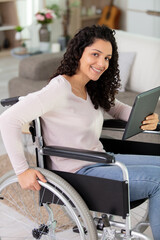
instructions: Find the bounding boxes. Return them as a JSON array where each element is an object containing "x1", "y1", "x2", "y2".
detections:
[
  {"x1": 34, "y1": 170, "x2": 47, "y2": 191},
  {"x1": 18, "y1": 168, "x2": 47, "y2": 191},
  {"x1": 141, "y1": 113, "x2": 159, "y2": 130},
  {"x1": 35, "y1": 170, "x2": 47, "y2": 183}
]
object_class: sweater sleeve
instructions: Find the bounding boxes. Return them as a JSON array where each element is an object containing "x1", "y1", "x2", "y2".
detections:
[
  {"x1": 107, "y1": 99, "x2": 132, "y2": 121},
  {"x1": 0, "y1": 79, "x2": 64, "y2": 175}
]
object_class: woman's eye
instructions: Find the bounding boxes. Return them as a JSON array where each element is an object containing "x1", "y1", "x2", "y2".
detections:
[
  {"x1": 105, "y1": 57, "x2": 110, "y2": 61},
  {"x1": 92, "y1": 53, "x2": 99, "y2": 57}
]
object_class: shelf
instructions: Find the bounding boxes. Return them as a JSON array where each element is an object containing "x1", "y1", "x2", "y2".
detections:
[
  {"x1": 68, "y1": 0, "x2": 107, "y2": 38},
  {"x1": 0, "y1": 25, "x2": 16, "y2": 31},
  {"x1": 81, "y1": 14, "x2": 101, "y2": 21},
  {"x1": 0, "y1": 0, "x2": 19, "y2": 52},
  {"x1": 0, "y1": 0, "x2": 16, "y2": 2}
]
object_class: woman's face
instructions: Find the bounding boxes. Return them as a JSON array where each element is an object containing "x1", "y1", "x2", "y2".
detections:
[{"x1": 77, "y1": 38, "x2": 112, "y2": 82}]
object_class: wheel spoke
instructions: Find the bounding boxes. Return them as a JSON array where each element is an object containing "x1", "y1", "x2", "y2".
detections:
[{"x1": 0, "y1": 169, "x2": 97, "y2": 239}]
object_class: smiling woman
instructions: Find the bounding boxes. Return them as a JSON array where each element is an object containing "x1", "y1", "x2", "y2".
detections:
[
  {"x1": 0, "y1": 24, "x2": 160, "y2": 240},
  {"x1": 62, "y1": 39, "x2": 113, "y2": 101},
  {"x1": 51, "y1": 25, "x2": 120, "y2": 112},
  {"x1": 78, "y1": 39, "x2": 112, "y2": 81}
]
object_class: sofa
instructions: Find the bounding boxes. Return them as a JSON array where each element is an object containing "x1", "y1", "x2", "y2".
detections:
[{"x1": 8, "y1": 30, "x2": 160, "y2": 142}]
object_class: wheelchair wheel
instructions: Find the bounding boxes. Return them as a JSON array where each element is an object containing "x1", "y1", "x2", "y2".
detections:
[{"x1": 0, "y1": 168, "x2": 97, "y2": 240}]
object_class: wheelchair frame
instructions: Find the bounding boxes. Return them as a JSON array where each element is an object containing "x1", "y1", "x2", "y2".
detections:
[{"x1": 1, "y1": 96, "x2": 160, "y2": 239}]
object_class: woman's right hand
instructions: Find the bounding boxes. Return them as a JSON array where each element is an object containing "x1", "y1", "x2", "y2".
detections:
[{"x1": 17, "y1": 168, "x2": 47, "y2": 191}]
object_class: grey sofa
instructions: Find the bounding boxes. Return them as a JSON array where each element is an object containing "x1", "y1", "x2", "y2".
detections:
[{"x1": 9, "y1": 52, "x2": 64, "y2": 97}]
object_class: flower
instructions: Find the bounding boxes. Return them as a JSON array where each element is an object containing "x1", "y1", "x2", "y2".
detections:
[{"x1": 35, "y1": 8, "x2": 57, "y2": 24}]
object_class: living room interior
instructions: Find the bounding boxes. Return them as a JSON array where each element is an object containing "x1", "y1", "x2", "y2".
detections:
[
  {"x1": 0, "y1": 0, "x2": 159, "y2": 130},
  {"x1": 0, "y1": 0, "x2": 160, "y2": 238}
]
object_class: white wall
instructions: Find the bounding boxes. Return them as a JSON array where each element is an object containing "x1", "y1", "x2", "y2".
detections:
[
  {"x1": 113, "y1": 0, "x2": 160, "y2": 38},
  {"x1": 16, "y1": 0, "x2": 160, "y2": 50},
  {"x1": 125, "y1": 0, "x2": 160, "y2": 37},
  {"x1": 114, "y1": 0, "x2": 128, "y2": 31}
]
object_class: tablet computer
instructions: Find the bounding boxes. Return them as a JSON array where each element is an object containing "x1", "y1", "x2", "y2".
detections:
[{"x1": 122, "y1": 86, "x2": 160, "y2": 140}]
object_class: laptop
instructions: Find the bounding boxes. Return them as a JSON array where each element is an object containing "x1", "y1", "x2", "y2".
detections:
[{"x1": 122, "y1": 86, "x2": 160, "y2": 140}]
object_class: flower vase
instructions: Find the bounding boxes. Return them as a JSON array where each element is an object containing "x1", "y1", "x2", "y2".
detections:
[
  {"x1": 15, "y1": 32, "x2": 22, "y2": 41},
  {"x1": 39, "y1": 24, "x2": 50, "y2": 52}
]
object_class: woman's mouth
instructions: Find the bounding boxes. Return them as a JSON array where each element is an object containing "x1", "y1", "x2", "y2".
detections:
[{"x1": 91, "y1": 66, "x2": 103, "y2": 73}]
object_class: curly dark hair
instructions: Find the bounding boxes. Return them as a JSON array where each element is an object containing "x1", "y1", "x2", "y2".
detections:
[{"x1": 51, "y1": 25, "x2": 120, "y2": 111}]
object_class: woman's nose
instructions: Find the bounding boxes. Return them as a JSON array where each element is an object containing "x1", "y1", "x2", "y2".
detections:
[{"x1": 97, "y1": 58, "x2": 108, "y2": 68}]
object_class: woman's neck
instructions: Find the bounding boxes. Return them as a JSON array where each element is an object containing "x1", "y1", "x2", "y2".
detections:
[{"x1": 63, "y1": 74, "x2": 88, "y2": 100}]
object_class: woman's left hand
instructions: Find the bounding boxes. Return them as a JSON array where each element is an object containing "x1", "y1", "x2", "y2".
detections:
[{"x1": 141, "y1": 113, "x2": 159, "y2": 131}]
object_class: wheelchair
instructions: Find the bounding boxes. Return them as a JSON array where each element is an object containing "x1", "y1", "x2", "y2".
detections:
[{"x1": 0, "y1": 96, "x2": 160, "y2": 240}]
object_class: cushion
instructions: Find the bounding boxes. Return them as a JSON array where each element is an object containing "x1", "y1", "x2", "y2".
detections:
[
  {"x1": 116, "y1": 30, "x2": 160, "y2": 92},
  {"x1": 118, "y1": 52, "x2": 136, "y2": 92}
]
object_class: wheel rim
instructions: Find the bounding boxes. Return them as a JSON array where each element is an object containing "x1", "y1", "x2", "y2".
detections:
[{"x1": 0, "y1": 175, "x2": 96, "y2": 239}]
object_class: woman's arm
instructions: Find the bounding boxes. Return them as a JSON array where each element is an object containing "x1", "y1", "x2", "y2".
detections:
[
  {"x1": 107, "y1": 99, "x2": 132, "y2": 121},
  {"x1": 0, "y1": 79, "x2": 63, "y2": 190},
  {"x1": 0, "y1": 94, "x2": 43, "y2": 175},
  {"x1": 0, "y1": 95, "x2": 47, "y2": 190},
  {"x1": 108, "y1": 99, "x2": 159, "y2": 130}
]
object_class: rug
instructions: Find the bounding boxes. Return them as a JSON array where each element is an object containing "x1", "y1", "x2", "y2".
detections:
[
  {"x1": 0, "y1": 153, "x2": 36, "y2": 178},
  {"x1": 0, "y1": 154, "x2": 73, "y2": 230},
  {"x1": 0, "y1": 154, "x2": 12, "y2": 177}
]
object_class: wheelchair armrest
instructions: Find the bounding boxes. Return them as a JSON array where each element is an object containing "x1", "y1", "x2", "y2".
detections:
[
  {"x1": 1, "y1": 96, "x2": 20, "y2": 107},
  {"x1": 42, "y1": 145, "x2": 115, "y2": 164},
  {"x1": 103, "y1": 119, "x2": 127, "y2": 131}
]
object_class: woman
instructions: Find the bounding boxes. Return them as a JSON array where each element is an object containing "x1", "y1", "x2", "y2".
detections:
[{"x1": 0, "y1": 25, "x2": 159, "y2": 239}]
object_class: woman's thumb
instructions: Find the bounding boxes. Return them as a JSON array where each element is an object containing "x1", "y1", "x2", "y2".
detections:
[{"x1": 36, "y1": 170, "x2": 47, "y2": 182}]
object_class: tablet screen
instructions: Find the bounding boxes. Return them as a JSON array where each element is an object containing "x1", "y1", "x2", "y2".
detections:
[{"x1": 122, "y1": 86, "x2": 160, "y2": 140}]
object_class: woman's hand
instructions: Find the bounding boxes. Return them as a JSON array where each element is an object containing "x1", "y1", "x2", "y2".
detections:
[
  {"x1": 17, "y1": 168, "x2": 47, "y2": 191},
  {"x1": 141, "y1": 113, "x2": 159, "y2": 131}
]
